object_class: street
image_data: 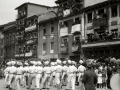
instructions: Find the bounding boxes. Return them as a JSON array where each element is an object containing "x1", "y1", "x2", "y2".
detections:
[{"x1": 0, "y1": 79, "x2": 111, "y2": 90}]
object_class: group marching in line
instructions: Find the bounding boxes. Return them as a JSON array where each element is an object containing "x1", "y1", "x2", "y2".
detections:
[{"x1": 4, "y1": 59, "x2": 98, "y2": 90}]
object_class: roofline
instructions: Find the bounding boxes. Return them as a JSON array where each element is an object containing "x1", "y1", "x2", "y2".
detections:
[
  {"x1": 38, "y1": 16, "x2": 59, "y2": 24},
  {"x1": 0, "y1": 21, "x2": 16, "y2": 28},
  {"x1": 15, "y1": 2, "x2": 51, "y2": 10}
]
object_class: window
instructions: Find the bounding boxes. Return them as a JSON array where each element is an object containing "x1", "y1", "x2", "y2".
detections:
[
  {"x1": 75, "y1": 17, "x2": 81, "y2": 24},
  {"x1": 27, "y1": 46, "x2": 30, "y2": 52},
  {"x1": 43, "y1": 29, "x2": 46, "y2": 36},
  {"x1": 19, "y1": 47, "x2": 21, "y2": 53},
  {"x1": 62, "y1": 38, "x2": 68, "y2": 44},
  {"x1": 43, "y1": 43, "x2": 46, "y2": 51},
  {"x1": 111, "y1": 5, "x2": 117, "y2": 17},
  {"x1": 87, "y1": 12, "x2": 92, "y2": 23},
  {"x1": 51, "y1": 27, "x2": 54, "y2": 34},
  {"x1": 50, "y1": 42, "x2": 54, "y2": 50},
  {"x1": 98, "y1": 9, "x2": 104, "y2": 15},
  {"x1": 64, "y1": 21, "x2": 68, "y2": 27},
  {"x1": 74, "y1": 36, "x2": 80, "y2": 45},
  {"x1": 9, "y1": 35, "x2": 11, "y2": 42}
]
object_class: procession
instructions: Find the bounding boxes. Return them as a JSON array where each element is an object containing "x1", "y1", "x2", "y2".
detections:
[{"x1": 3, "y1": 57, "x2": 120, "y2": 90}]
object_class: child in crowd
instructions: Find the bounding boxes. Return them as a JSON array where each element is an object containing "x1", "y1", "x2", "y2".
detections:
[
  {"x1": 97, "y1": 71, "x2": 102, "y2": 88},
  {"x1": 102, "y1": 66, "x2": 107, "y2": 89}
]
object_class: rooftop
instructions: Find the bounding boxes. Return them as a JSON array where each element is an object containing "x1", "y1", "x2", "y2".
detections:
[{"x1": 15, "y1": 2, "x2": 51, "y2": 10}]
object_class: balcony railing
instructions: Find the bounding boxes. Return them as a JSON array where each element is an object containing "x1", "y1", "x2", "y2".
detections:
[
  {"x1": 25, "y1": 25, "x2": 36, "y2": 32},
  {"x1": 60, "y1": 46, "x2": 68, "y2": 53},
  {"x1": 26, "y1": 38, "x2": 38, "y2": 45},
  {"x1": 71, "y1": 24, "x2": 81, "y2": 34},
  {"x1": 60, "y1": 42, "x2": 68, "y2": 53},
  {"x1": 72, "y1": 41, "x2": 80, "y2": 52},
  {"x1": 93, "y1": 17, "x2": 107, "y2": 29},
  {"x1": 60, "y1": 26, "x2": 68, "y2": 36},
  {"x1": 82, "y1": 33, "x2": 120, "y2": 47}
]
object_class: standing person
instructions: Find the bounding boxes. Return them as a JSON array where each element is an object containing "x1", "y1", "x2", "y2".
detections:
[
  {"x1": 23, "y1": 62, "x2": 29, "y2": 88},
  {"x1": 27, "y1": 61, "x2": 36, "y2": 90},
  {"x1": 78, "y1": 60, "x2": 86, "y2": 88},
  {"x1": 82, "y1": 64, "x2": 98, "y2": 90},
  {"x1": 42, "y1": 60, "x2": 51, "y2": 90},
  {"x1": 67, "y1": 60, "x2": 77, "y2": 90},
  {"x1": 15, "y1": 62, "x2": 23, "y2": 90},
  {"x1": 55, "y1": 59, "x2": 63, "y2": 90},
  {"x1": 35, "y1": 61, "x2": 43, "y2": 90},
  {"x1": 62, "y1": 61, "x2": 68, "y2": 86},
  {"x1": 4, "y1": 62, "x2": 11, "y2": 88},
  {"x1": 97, "y1": 71, "x2": 102, "y2": 88},
  {"x1": 102, "y1": 65, "x2": 107, "y2": 89},
  {"x1": 8, "y1": 61, "x2": 17, "y2": 90}
]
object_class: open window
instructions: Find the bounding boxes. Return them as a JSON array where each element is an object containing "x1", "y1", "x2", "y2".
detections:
[{"x1": 111, "y1": 5, "x2": 117, "y2": 17}]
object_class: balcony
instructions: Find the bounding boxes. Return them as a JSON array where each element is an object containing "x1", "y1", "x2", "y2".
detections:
[
  {"x1": 82, "y1": 33, "x2": 120, "y2": 48},
  {"x1": 60, "y1": 43, "x2": 68, "y2": 53},
  {"x1": 93, "y1": 17, "x2": 107, "y2": 30},
  {"x1": 71, "y1": 24, "x2": 81, "y2": 34},
  {"x1": 60, "y1": 26, "x2": 68, "y2": 36},
  {"x1": 60, "y1": 46, "x2": 68, "y2": 53},
  {"x1": 25, "y1": 25, "x2": 36, "y2": 32},
  {"x1": 17, "y1": 37, "x2": 24, "y2": 44},
  {"x1": 72, "y1": 41, "x2": 80, "y2": 52},
  {"x1": 26, "y1": 38, "x2": 38, "y2": 45},
  {"x1": 25, "y1": 50, "x2": 33, "y2": 57}
]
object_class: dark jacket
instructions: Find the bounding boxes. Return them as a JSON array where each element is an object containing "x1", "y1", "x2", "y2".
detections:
[{"x1": 82, "y1": 70, "x2": 97, "y2": 90}]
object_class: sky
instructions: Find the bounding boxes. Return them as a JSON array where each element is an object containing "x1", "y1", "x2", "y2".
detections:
[{"x1": 0, "y1": 0, "x2": 56, "y2": 25}]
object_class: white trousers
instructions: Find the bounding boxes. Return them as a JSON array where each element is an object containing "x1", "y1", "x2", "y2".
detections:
[
  {"x1": 67, "y1": 74, "x2": 76, "y2": 90},
  {"x1": 16, "y1": 75, "x2": 22, "y2": 90},
  {"x1": 36, "y1": 74, "x2": 42, "y2": 89}
]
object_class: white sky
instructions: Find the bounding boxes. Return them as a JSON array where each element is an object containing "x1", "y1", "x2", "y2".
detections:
[{"x1": 0, "y1": 0, "x2": 56, "y2": 25}]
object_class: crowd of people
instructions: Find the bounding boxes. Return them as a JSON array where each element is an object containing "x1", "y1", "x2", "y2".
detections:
[{"x1": 3, "y1": 57, "x2": 120, "y2": 90}]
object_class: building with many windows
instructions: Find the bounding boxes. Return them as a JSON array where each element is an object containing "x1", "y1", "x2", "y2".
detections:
[
  {"x1": 0, "y1": 26, "x2": 4, "y2": 62},
  {"x1": 38, "y1": 11, "x2": 59, "y2": 61},
  {"x1": 82, "y1": 0, "x2": 120, "y2": 59},
  {"x1": 2, "y1": 21, "x2": 16, "y2": 61},
  {"x1": 15, "y1": 2, "x2": 57, "y2": 61},
  {"x1": 55, "y1": 0, "x2": 84, "y2": 62}
]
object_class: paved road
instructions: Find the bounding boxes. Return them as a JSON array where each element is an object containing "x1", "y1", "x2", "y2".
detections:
[{"x1": 0, "y1": 79, "x2": 111, "y2": 90}]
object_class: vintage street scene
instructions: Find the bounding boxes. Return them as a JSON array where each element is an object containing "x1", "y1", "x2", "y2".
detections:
[{"x1": 0, "y1": 0, "x2": 119, "y2": 90}]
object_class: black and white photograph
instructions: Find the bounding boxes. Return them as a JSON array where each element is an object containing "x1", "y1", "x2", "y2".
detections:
[{"x1": 0, "y1": 0, "x2": 119, "y2": 90}]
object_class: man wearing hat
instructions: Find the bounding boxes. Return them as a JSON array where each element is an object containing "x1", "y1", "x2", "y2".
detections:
[
  {"x1": 35, "y1": 61, "x2": 43, "y2": 90},
  {"x1": 82, "y1": 63, "x2": 97, "y2": 90},
  {"x1": 8, "y1": 61, "x2": 17, "y2": 90},
  {"x1": 50, "y1": 62, "x2": 56, "y2": 86},
  {"x1": 15, "y1": 62, "x2": 24, "y2": 90},
  {"x1": 27, "y1": 61, "x2": 36, "y2": 89},
  {"x1": 67, "y1": 60, "x2": 77, "y2": 90},
  {"x1": 42, "y1": 59, "x2": 51, "y2": 90},
  {"x1": 62, "y1": 61, "x2": 68, "y2": 86},
  {"x1": 78, "y1": 60, "x2": 86, "y2": 87},
  {"x1": 23, "y1": 62, "x2": 29, "y2": 88},
  {"x1": 4, "y1": 61, "x2": 11, "y2": 88},
  {"x1": 55, "y1": 59, "x2": 63, "y2": 90}
]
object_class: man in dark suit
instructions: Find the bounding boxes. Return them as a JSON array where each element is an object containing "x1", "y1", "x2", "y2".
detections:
[{"x1": 82, "y1": 64, "x2": 97, "y2": 90}]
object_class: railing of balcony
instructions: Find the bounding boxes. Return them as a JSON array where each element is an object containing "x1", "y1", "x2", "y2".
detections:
[{"x1": 83, "y1": 33, "x2": 120, "y2": 44}]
